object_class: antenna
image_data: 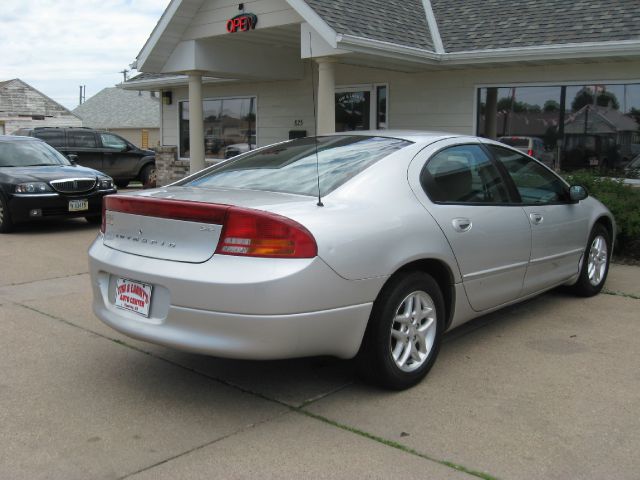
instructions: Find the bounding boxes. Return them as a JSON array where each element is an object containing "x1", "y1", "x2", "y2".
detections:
[{"x1": 309, "y1": 31, "x2": 324, "y2": 207}]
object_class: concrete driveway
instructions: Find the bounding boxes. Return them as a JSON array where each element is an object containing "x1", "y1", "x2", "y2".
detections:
[{"x1": 1, "y1": 218, "x2": 639, "y2": 480}]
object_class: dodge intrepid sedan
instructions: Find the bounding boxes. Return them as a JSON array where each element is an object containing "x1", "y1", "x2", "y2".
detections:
[
  {"x1": 0, "y1": 135, "x2": 116, "y2": 233},
  {"x1": 89, "y1": 132, "x2": 614, "y2": 389}
]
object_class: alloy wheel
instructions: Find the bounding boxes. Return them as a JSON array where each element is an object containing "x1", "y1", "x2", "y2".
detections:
[
  {"x1": 390, "y1": 291, "x2": 437, "y2": 372},
  {"x1": 587, "y1": 234, "x2": 608, "y2": 287}
]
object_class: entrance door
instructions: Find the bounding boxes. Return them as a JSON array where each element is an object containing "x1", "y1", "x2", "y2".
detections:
[{"x1": 335, "y1": 85, "x2": 387, "y2": 132}]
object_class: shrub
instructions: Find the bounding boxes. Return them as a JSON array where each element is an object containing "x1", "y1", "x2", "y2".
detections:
[{"x1": 563, "y1": 170, "x2": 640, "y2": 259}]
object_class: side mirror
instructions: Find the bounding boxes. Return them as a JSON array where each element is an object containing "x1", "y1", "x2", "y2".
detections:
[
  {"x1": 67, "y1": 154, "x2": 78, "y2": 164},
  {"x1": 569, "y1": 185, "x2": 588, "y2": 202}
]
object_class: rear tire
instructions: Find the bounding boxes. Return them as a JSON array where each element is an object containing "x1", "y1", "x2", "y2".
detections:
[
  {"x1": 140, "y1": 164, "x2": 156, "y2": 189},
  {"x1": 357, "y1": 271, "x2": 444, "y2": 390},
  {"x1": 85, "y1": 215, "x2": 102, "y2": 225},
  {"x1": 0, "y1": 194, "x2": 14, "y2": 233},
  {"x1": 114, "y1": 179, "x2": 129, "y2": 189},
  {"x1": 570, "y1": 223, "x2": 611, "y2": 297}
]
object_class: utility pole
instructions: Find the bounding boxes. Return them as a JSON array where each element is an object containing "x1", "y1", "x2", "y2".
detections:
[{"x1": 119, "y1": 69, "x2": 129, "y2": 82}]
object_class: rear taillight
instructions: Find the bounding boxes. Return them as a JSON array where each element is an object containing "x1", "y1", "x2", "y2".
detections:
[
  {"x1": 101, "y1": 196, "x2": 317, "y2": 258},
  {"x1": 527, "y1": 149, "x2": 534, "y2": 157},
  {"x1": 216, "y1": 208, "x2": 317, "y2": 258}
]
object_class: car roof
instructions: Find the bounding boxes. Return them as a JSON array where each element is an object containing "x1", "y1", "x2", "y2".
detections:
[{"x1": 325, "y1": 130, "x2": 462, "y2": 143}]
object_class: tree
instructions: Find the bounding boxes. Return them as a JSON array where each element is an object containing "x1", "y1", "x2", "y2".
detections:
[
  {"x1": 571, "y1": 87, "x2": 620, "y2": 111},
  {"x1": 543, "y1": 100, "x2": 560, "y2": 112}
]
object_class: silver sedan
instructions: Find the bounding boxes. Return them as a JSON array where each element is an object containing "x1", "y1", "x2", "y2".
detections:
[{"x1": 89, "y1": 132, "x2": 614, "y2": 389}]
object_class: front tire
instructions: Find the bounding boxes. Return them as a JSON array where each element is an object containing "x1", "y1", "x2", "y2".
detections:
[
  {"x1": 0, "y1": 194, "x2": 14, "y2": 233},
  {"x1": 571, "y1": 223, "x2": 611, "y2": 297},
  {"x1": 140, "y1": 164, "x2": 156, "y2": 189},
  {"x1": 357, "y1": 272, "x2": 444, "y2": 390}
]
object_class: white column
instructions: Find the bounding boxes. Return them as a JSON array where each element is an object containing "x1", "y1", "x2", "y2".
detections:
[
  {"x1": 188, "y1": 72, "x2": 205, "y2": 174},
  {"x1": 315, "y1": 58, "x2": 335, "y2": 135}
]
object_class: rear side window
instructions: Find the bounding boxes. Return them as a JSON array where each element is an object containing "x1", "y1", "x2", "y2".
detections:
[
  {"x1": 488, "y1": 145, "x2": 568, "y2": 204},
  {"x1": 421, "y1": 144, "x2": 510, "y2": 204},
  {"x1": 184, "y1": 136, "x2": 412, "y2": 196},
  {"x1": 34, "y1": 130, "x2": 65, "y2": 147},
  {"x1": 68, "y1": 131, "x2": 97, "y2": 148}
]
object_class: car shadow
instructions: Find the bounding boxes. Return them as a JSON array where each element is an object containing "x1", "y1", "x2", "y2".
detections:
[
  {"x1": 8, "y1": 218, "x2": 99, "y2": 235},
  {"x1": 101, "y1": 289, "x2": 578, "y2": 403}
]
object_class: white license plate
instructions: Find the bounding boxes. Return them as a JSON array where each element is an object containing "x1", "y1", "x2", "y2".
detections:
[
  {"x1": 115, "y1": 278, "x2": 153, "y2": 317},
  {"x1": 69, "y1": 199, "x2": 89, "y2": 212}
]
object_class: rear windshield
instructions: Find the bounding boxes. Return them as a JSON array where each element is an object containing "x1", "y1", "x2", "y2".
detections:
[
  {"x1": 183, "y1": 135, "x2": 412, "y2": 196},
  {"x1": 498, "y1": 137, "x2": 530, "y2": 148}
]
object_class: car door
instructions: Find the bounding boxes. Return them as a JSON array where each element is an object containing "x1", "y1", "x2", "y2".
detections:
[
  {"x1": 485, "y1": 144, "x2": 591, "y2": 295},
  {"x1": 99, "y1": 132, "x2": 139, "y2": 180},
  {"x1": 409, "y1": 139, "x2": 532, "y2": 312},
  {"x1": 66, "y1": 130, "x2": 103, "y2": 172}
]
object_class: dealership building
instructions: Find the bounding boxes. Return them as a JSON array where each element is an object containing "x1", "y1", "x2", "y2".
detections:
[{"x1": 122, "y1": 0, "x2": 640, "y2": 184}]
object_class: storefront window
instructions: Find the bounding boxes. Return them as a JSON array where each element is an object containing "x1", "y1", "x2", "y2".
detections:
[
  {"x1": 179, "y1": 96, "x2": 256, "y2": 159},
  {"x1": 478, "y1": 84, "x2": 640, "y2": 172}
]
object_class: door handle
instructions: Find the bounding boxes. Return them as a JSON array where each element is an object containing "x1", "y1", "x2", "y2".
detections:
[
  {"x1": 529, "y1": 213, "x2": 543, "y2": 225},
  {"x1": 452, "y1": 218, "x2": 472, "y2": 233}
]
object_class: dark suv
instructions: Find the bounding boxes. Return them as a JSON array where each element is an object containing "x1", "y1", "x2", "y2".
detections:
[{"x1": 13, "y1": 127, "x2": 156, "y2": 188}]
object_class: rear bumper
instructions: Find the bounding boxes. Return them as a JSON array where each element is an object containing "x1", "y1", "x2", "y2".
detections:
[
  {"x1": 93, "y1": 300, "x2": 372, "y2": 360},
  {"x1": 89, "y1": 236, "x2": 383, "y2": 359},
  {"x1": 8, "y1": 190, "x2": 114, "y2": 223}
]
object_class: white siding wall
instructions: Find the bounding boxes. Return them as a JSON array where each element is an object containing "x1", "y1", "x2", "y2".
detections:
[
  {"x1": 161, "y1": 59, "x2": 640, "y2": 151},
  {"x1": 162, "y1": 62, "x2": 316, "y2": 154}
]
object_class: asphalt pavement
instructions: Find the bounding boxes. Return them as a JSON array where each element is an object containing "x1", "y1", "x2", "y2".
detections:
[{"x1": 1, "y1": 217, "x2": 638, "y2": 480}]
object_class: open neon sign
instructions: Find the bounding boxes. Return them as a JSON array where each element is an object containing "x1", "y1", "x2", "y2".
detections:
[{"x1": 227, "y1": 13, "x2": 258, "y2": 33}]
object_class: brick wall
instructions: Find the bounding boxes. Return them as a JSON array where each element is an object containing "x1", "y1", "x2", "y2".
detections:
[{"x1": 155, "y1": 146, "x2": 221, "y2": 186}]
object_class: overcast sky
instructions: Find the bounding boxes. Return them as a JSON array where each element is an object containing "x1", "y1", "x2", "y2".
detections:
[{"x1": 0, "y1": 0, "x2": 171, "y2": 110}]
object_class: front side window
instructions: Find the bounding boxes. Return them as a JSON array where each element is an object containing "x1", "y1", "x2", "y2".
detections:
[
  {"x1": 421, "y1": 144, "x2": 510, "y2": 204},
  {"x1": 100, "y1": 133, "x2": 127, "y2": 150},
  {"x1": 179, "y1": 97, "x2": 256, "y2": 159},
  {"x1": 68, "y1": 131, "x2": 97, "y2": 148},
  {"x1": 183, "y1": 135, "x2": 412, "y2": 197},
  {"x1": 488, "y1": 145, "x2": 569, "y2": 204}
]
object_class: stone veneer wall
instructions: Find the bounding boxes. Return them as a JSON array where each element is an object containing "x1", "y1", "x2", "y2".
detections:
[{"x1": 155, "y1": 146, "x2": 220, "y2": 186}]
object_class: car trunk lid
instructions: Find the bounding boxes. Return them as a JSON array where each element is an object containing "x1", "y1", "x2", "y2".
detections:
[{"x1": 102, "y1": 187, "x2": 317, "y2": 262}]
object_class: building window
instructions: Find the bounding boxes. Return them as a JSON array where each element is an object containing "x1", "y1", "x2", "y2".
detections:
[
  {"x1": 477, "y1": 83, "x2": 640, "y2": 171},
  {"x1": 179, "y1": 96, "x2": 256, "y2": 159},
  {"x1": 335, "y1": 85, "x2": 388, "y2": 132}
]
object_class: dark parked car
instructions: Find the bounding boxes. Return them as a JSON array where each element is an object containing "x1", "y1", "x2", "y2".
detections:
[
  {"x1": 0, "y1": 135, "x2": 116, "y2": 233},
  {"x1": 13, "y1": 127, "x2": 156, "y2": 188}
]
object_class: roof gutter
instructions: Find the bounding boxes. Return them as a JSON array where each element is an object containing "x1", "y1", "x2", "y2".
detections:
[
  {"x1": 337, "y1": 36, "x2": 640, "y2": 67},
  {"x1": 337, "y1": 34, "x2": 441, "y2": 64},
  {"x1": 119, "y1": 76, "x2": 233, "y2": 90},
  {"x1": 443, "y1": 39, "x2": 640, "y2": 64}
]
